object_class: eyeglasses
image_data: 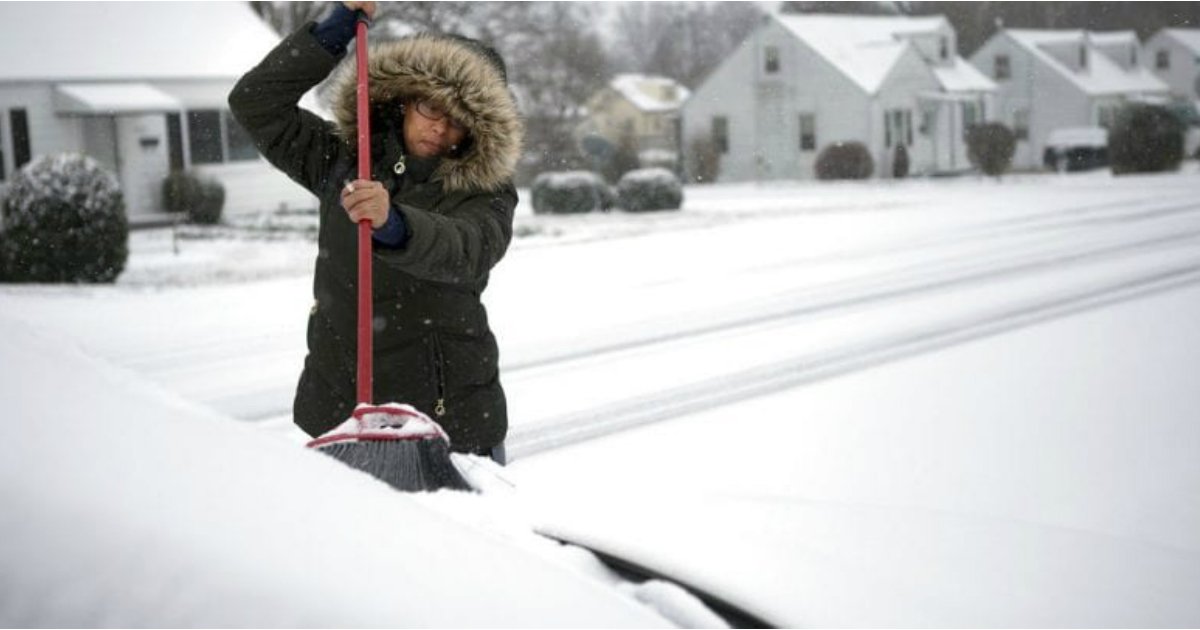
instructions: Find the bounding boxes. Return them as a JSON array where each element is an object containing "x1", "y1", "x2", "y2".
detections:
[{"x1": 413, "y1": 100, "x2": 467, "y2": 132}]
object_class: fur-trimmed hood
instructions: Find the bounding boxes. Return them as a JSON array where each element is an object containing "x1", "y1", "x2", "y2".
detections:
[{"x1": 328, "y1": 33, "x2": 523, "y2": 193}]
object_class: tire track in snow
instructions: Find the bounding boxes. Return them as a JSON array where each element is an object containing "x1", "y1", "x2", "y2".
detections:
[
  {"x1": 504, "y1": 218, "x2": 1200, "y2": 373},
  {"x1": 506, "y1": 260, "x2": 1200, "y2": 460}
]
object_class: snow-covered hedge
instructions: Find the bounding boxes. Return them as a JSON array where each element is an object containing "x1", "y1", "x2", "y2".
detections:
[
  {"x1": 0, "y1": 154, "x2": 128, "y2": 283},
  {"x1": 162, "y1": 170, "x2": 226, "y2": 225},
  {"x1": 531, "y1": 170, "x2": 614, "y2": 214},
  {"x1": 815, "y1": 142, "x2": 874, "y2": 181},
  {"x1": 616, "y1": 168, "x2": 683, "y2": 212}
]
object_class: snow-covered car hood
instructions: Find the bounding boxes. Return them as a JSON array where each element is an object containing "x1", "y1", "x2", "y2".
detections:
[{"x1": 0, "y1": 315, "x2": 684, "y2": 627}]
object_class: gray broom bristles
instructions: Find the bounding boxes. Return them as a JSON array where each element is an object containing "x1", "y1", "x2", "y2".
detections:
[{"x1": 315, "y1": 437, "x2": 472, "y2": 492}]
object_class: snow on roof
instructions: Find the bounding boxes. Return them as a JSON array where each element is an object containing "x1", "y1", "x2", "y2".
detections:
[
  {"x1": 1163, "y1": 28, "x2": 1200, "y2": 55},
  {"x1": 54, "y1": 83, "x2": 181, "y2": 115},
  {"x1": 932, "y1": 56, "x2": 996, "y2": 92},
  {"x1": 0, "y1": 2, "x2": 282, "y2": 81},
  {"x1": 610, "y1": 74, "x2": 690, "y2": 113},
  {"x1": 1005, "y1": 29, "x2": 1168, "y2": 97},
  {"x1": 772, "y1": 13, "x2": 989, "y2": 95}
]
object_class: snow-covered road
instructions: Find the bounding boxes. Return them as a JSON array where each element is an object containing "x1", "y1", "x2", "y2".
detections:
[{"x1": 3, "y1": 171, "x2": 1199, "y2": 458}]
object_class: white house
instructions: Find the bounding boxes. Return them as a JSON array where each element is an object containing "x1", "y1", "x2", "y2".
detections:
[
  {"x1": 969, "y1": 29, "x2": 1170, "y2": 170},
  {"x1": 681, "y1": 12, "x2": 995, "y2": 182},
  {"x1": 0, "y1": 2, "x2": 319, "y2": 222},
  {"x1": 1142, "y1": 29, "x2": 1200, "y2": 104}
]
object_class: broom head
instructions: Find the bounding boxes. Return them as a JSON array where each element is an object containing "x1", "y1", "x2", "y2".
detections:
[{"x1": 308, "y1": 403, "x2": 472, "y2": 492}]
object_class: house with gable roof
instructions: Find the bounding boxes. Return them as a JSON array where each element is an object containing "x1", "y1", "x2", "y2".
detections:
[
  {"x1": 969, "y1": 29, "x2": 1169, "y2": 170},
  {"x1": 0, "y1": 2, "x2": 320, "y2": 221},
  {"x1": 681, "y1": 11, "x2": 995, "y2": 182},
  {"x1": 1143, "y1": 29, "x2": 1200, "y2": 105},
  {"x1": 575, "y1": 73, "x2": 691, "y2": 166}
]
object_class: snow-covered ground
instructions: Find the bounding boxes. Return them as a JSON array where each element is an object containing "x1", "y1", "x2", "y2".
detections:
[{"x1": 3, "y1": 168, "x2": 1200, "y2": 626}]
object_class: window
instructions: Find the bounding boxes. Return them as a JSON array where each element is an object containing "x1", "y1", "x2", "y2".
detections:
[
  {"x1": 994, "y1": 54, "x2": 1011, "y2": 80},
  {"x1": 186, "y1": 109, "x2": 258, "y2": 166},
  {"x1": 1156, "y1": 49, "x2": 1170, "y2": 70},
  {"x1": 799, "y1": 113, "x2": 816, "y2": 151},
  {"x1": 764, "y1": 46, "x2": 780, "y2": 74},
  {"x1": 1097, "y1": 104, "x2": 1118, "y2": 129},
  {"x1": 187, "y1": 110, "x2": 223, "y2": 164},
  {"x1": 939, "y1": 37, "x2": 949, "y2": 60},
  {"x1": 1130, "y1": 47, "x2": 1137, "y2": 66},
  {"x1": 1013, "y1": 108, "x2": 1030, "y2": 141},
  {"x1": 885, "y1": 109, "x2": 912, "y2": 148},
  {"x1": 963, "y1": 102, "x2": 979, "y2": 130},
  {"x1": 225, "y1": 112, "x2": 258, "y2": 162},
  {"x1": 712, "y1": 116, "x2": 729, "y2": 154},
  {"x1": 1079, "y1": 46, "x2": 1088, "y2": 69},
  {"x1": 919, "y1": 109, "x2": 934, "y2": 136},
  {"x1": 10, "y1": 108, "x2": 30, "y2": 170}
]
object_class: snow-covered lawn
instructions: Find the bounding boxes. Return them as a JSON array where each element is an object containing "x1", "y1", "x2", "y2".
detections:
[{"x1": 2, "y1": 168, "x2": 1199, "y2": 626}]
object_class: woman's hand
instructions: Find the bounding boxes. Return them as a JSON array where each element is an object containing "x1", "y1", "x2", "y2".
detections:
[
  {"x1": 341, "y1": 179, "x2": 390, "y2": 229},
  {"x1": 343, "y1": 1, "x2": 377, "y2": 19}
]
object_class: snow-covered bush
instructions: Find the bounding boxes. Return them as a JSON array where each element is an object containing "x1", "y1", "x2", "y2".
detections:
[
  {"x1": 531, "y1": 170, "x2": 614, "y2": 214},
  {"x1": 966, "y1": 123, "x2": 1017, "y2": 177},
  {"x1": 0, "y1": 154, "x2": 127, "y2": 283},
  {"x1": 162, "y1": 170, "x2": 225, "y2": 224},
  {"x1": 616, "y1": 168, "x2": 683, "y2": 213},
  {"x1": 1110, "y1": 104, "x2": 1185, "y2": 175},
  {"x1": 815, "y1": 142, "x2": 874, "y2": 180}
]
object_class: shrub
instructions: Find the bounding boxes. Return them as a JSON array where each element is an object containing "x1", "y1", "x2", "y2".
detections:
[
  {"x1": 966, "y1": 123, "x2": 1017, "y2": 177},
  {"x1": 617, "y1": 168, "x2": 683, "y2": 212},
  {"x1": 892, "y1": 143, "x2": 910, "y2": 179},
  {"x1": 0, "y1": 153, "x2": 128, "y2": 283},
  {"x1": 530, "y1": 171, "x2": 613, "y2": 214},
  {"x1": 1109, "y1": 104, "x2": 1185, "y2": 174},
  {"x1": 815, "y1": 142, "x2": 874, "y2": 180},
  {"x1": 162, "y1": 170, "x2": 225, "y2": 224}
]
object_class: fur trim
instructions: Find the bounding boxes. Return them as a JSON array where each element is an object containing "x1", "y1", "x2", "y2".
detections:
[{"x1": 328, "y1": 34, "x2": 523, "y2": 193}]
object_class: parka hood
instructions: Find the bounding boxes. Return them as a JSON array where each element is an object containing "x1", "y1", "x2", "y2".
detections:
[{"x1": 328, "y1": 33, "x2": 523, "y2": 193}]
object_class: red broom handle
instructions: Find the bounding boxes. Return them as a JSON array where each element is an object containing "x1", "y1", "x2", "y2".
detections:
[{"x1": 355, "y1": 15, "x2": 372, "y2": 406}]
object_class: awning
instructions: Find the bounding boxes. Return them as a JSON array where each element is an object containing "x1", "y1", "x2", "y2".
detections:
[{"x1": 53, "y1": 82, "x2": 181, "y2": 115}]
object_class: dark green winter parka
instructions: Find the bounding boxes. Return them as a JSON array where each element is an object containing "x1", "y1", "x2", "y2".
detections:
[{"x1": 228, "y1": 23, "x2": 523, "y2": 453}]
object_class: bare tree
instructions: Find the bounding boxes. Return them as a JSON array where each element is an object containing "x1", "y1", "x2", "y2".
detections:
[
  {"x1": 249, "y1": 1, "x2": 332, "y2": 37},
  {"x1": 608, "y1": 2, "x2": 763, "y2": 88}
]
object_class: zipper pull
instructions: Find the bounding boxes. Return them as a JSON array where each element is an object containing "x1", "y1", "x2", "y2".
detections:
[
  {"x1": 393, "y1": 154, "x2": 407, "y2": 175},
  {"x1": 434, "y1": 399, "x2": 446, "y2": 417}
]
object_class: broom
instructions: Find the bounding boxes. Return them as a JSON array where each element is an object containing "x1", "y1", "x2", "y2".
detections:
[{"x1": 307, "y1": 11, "x2": 470, "y2": 493}]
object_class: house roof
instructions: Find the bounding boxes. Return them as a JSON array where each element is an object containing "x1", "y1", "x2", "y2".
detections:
[
  {"x1": 932, "y1": 56, "x2": 995, "y2": 92},
  {"x1": 0, "y1": 2, "x2": 282, "y2": 82},
  {"x1": 1004, "y1": 29, "x2": 1168, "y2": 96},
  {"x1": 1161, "y1": 28, "x2": 1200, "y2": 55},
  {"x1": 610, "y1": 74, "x2": 690, "y2": 113},
  {"x1": 771, "y1": 13, "x2": 991, "y2": 95}
]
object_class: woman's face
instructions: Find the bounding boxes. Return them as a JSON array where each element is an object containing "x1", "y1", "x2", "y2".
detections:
[{"x1": 403, "y1": 100, "x2": 468, "y2": 158}]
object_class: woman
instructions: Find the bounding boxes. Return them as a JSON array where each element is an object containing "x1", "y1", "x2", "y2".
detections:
[{"x1": 229, "y1": 2, "x2": 523, "y2": 462}]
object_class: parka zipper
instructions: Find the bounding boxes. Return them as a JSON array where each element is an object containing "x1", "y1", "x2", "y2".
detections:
[{"x1": 429, "y1": 333, "x2": 447, "y2": 418}]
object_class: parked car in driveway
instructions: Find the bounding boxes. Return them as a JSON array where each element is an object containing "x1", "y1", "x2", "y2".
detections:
[{"x1": 1043, "y1": 127, "x2": 1109, "y2": 172}]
